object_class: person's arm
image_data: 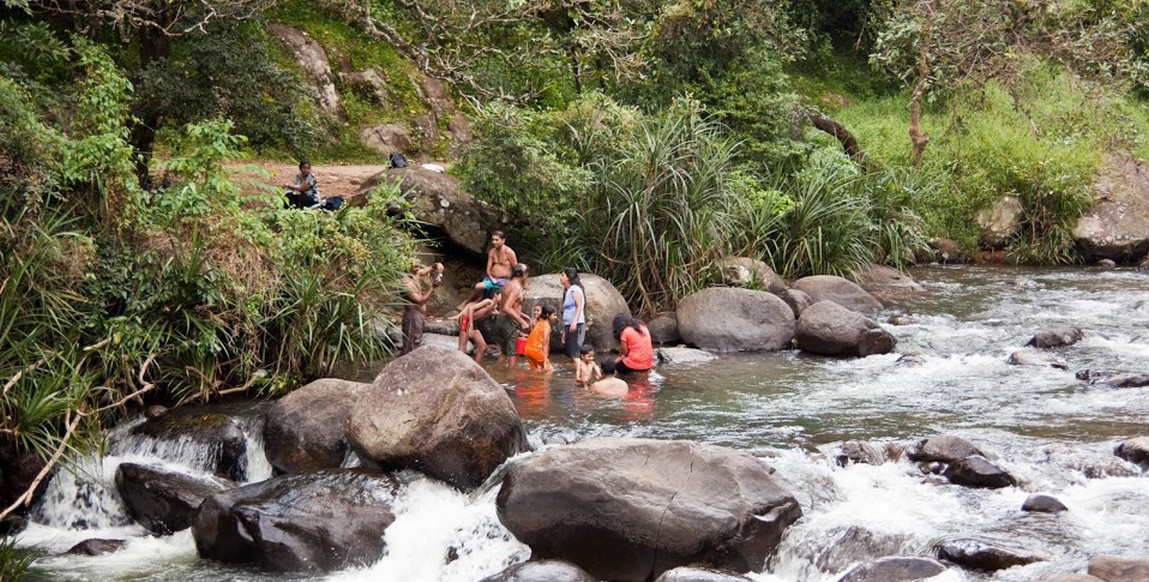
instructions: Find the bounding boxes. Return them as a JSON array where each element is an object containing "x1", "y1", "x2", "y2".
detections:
[
  {"x1": 485, "y1": 249, "x2": 497, "y2": 280},
  {"x1": 542, "y1": 325, "x2": 552, "y2": 369},
  {"x1": 616, "y1": 330, "x2": 630, "y2": 362},
  {"x1": 569, "y1": 287, "x2": 584, "y2": 332}
]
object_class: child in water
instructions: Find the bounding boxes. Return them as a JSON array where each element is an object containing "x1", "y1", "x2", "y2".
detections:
[
  {"x1": 575, "y1": 346, "x2": 602, "y2": 387},
  {"x1": 589, "y1": 358, "x2": 628, "y2": 398},
  {"x1": 523, "y1": 304, "x2": 557, "y2": 371}
]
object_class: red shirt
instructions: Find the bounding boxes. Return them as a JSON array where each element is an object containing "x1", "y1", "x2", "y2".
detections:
[{"x1": 621, "y1": 325, "x2": 653, "y2": 370}]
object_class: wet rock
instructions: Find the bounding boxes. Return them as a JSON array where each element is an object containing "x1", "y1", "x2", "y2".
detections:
[
  {"x1": 886, "y1": 314, "x2": 920, "y2": 325},
  {"x1": 896, "y1": 352, "x2": 927, "y2": 366},
  {"x1": 1077, "y1": 370, "x2": 1149, "y2": 388},
  {"x1": 836, "y1": 440, "x2": 888, "y2": 466},
  {"x1": 815, "y1": 526, "x2": 911, "y2": 574},
  {"x1": 835, "y1": 556, "x2": 948, "y2": 582},
  {"x1": 792, "y1": 275, "x2": 883, "y2": 314},
  {"x1": 719, "y1": 257, "x2": 785, "y2": 293},
  {"x1": 348, "y1": 346, "x2": 529, "y2": 489},
  {"x1": 795, "y1": 300, "x2": 896, "y2": 357},
  {"x1": 1021, "y1": 494, "x2": 1068, "y2": 513},
  {"x1": 936, "y1": 538, "x2": 1045, "y2": 572},
  {"x1": 419, "y1": 331, "x2": 461, "y2": 351},
  {"x1": 0, "y1": 515, "x2": 27, "y2": 536},
  {"x1": 1038, "y1": 575, "x2": 1104, "y2": 582},
  {"x1": 524, "y1": 273, "x2": 630, "y2": 353},
  {"x1": 677, "y1": 287, "x2": 795, "y2": 352},
  {"x1": 647, "y1": 312, "x2": 681, "y2": 346},
  {"x1": 192, "y1": 469, "x2": 398, "y2": 572},
  {"x1": 942, "y1": 455, "x2": 1016, "y2": 489},
  {"x1": 144, "y1": 404, "x2": 168, "y2": 419},
  {"x1": 67, "y1": 539, "x2": 126, "y2": 555},
  {"x1": 1026, "y1": 327, "x2": 1084, "y2": 348},
  {"x1": 777, "y1": 288, "x2": 813, "y2": 319},
  {"x1": 1088, "y1": 555, "x2": 1149, "y2": 582},
  {"x1": 127, "y1": 410, "x2": 247, "y2": 481},
  {"x1": 479, "y1": 559, "x2": 596, "y2": 582},
  {"x1": 926, "y1": 238, "x2": 970, "y2": 264},
  {"x1": 264, "y1": 378, "x2": 369, "y2": 474},
  {"x1": 850, "y1": 265, "x2": 925, "y2": 295},
  {"x1": 907, "y1": 436, "x2": 985, "y2": 464},
  {"x1": 1114, "y1": 437, "x2": 1149, "y2": 470},
  {"x1": 1008, "y1": 349, "x2": 1068, "y2": 370},
  {"x1": 1096, "y1": 258, "x2": 1117, "y2": 269},
  {"x1": 656, "y1": 346, "x2": 716, "y2": 366},
  {"x1": 0, "y1": 439, "x2": 48, "y2": 514},
  {"x1": 655, "y1": 566, "x2": 754, "y2": 582},
  {"x1": 496, "y1": 437, "x2": 802, "y2": 582},
  {"x1": 116, "y1": 462, "x2": 232, "y2": 535}
]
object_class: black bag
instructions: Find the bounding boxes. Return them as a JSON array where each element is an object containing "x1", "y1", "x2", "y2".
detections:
[
  {"x1": 389, "y1": 152, "x2": 409, "y2": 169},
  {"x1": 321, "y1": 196, "x2": 344, "y2": 211}
]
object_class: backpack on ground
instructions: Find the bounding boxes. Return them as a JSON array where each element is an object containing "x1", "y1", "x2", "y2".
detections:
[{"x1": 389, "y1": 152, "x2": 409, "y2": 169}]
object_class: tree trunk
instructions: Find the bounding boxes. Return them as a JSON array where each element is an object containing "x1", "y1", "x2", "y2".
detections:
[
  {"x1": 130, "y1": 27, "x2": 172, "y2": 188},
  {"x1": 909, "y1": 0, "x2": 934, "y2": 169}
]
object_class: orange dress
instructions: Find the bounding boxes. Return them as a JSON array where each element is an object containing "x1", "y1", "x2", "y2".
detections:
[{"x1": 524, "y1": 320, "x2": 551, "y2": 370}]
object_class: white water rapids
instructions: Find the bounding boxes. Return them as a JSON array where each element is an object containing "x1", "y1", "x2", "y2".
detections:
[{"x1": 13, "y1": 265, "x2": 1149, "y2": 581}]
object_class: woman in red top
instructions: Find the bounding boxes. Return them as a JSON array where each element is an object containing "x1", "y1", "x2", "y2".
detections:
[{"x1": 612, "y1": 313, "x2": 653, "y2": 375}]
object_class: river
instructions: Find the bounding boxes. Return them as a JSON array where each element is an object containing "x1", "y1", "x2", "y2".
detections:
[{"x1": 14, "y1": 265, "x2": 1149, "y2": 581}]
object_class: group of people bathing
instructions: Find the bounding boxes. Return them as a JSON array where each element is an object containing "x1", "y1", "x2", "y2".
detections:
[{"x1": 401, "y1": 231, "x2": 654, "y2": 396}]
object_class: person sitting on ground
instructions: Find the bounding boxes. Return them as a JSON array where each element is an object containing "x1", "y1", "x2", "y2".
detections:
[
  {"x1": 456, "y1": 231, "x2": 517, "y2": 313},
  {"x1": 575, "y1": 346, "x2": 602, "y2": 387},
  {"x1": 457, "y1": 289, "x2": 501, "y2": 363},
  {"x1": 523, "y1": 304, "x2": 557, "y2": 372},
  {"x1": 589, "y1": 358, "x2": 629, "y2": 398},
  {"x1": 612, "y1": 313, "x2": 654, "y2": 376},
  {"x1": 400, "y1": 261, "x2": 444, "y2": 355},
  {"x1": 284, "y1": 160, "x2": 321, "y2": 209}
]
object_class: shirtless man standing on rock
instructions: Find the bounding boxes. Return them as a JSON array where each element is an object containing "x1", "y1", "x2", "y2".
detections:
[
  {"x1": 490, "y1": 263, "x2": 531, "y2": 367},
  {"x1": 456, "y1": 231, "x2": 517, "y2": 313}
]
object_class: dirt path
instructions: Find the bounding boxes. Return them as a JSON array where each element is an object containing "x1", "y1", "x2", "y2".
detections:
[{"x1": 228, "y1": 162, "x2": 390, "y2": 200}]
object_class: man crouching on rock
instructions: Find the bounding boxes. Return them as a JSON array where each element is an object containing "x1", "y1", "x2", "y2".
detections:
[
  {"x1": 401, "y1": 262, "x2": 444, "y2": 355},
  {"x1": 492, "y1": 263, "x2": 531, "y2": 367}
]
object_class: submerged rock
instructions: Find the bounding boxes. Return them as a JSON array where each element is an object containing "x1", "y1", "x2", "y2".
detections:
[
  {"x1": 1038, "y1": 575, "x2": 1105, "y2": 582},
  {"x1": 906, "y1": 435, "x2": 986, "y2": 464},
  {"x1": 936, "y1": 538, "x2": 1045, "y2": 572},
  {"x1": 836, "y1": 440, "x2": 889, "y2": 466},
  {"x1": 116, "y1": 462, "x2": 232, "y2": 535},
  {"x1": 655, "y1": 566, "x2": 754, "y2": 582},
  {"x1": 348, "y1": 346, "x2": 529, "y2": 489},
  {"x1": 792, "y1": 275, "x2": 883, "y2": 314},
  {"x1": 850, "y1": 265, "x2": 925, "y2": 295},
  {"x1": 942, "y1": 456, "x2": 1016, "y2": 489},
  {"x1": 264, "y1": 378, "x2": 369, "y2": 474},
  {"x1": 478, "y1": 559, "x2": 596, "y2": 582},
  {"x1": 677, "y1": 287, "x2": 795, "y2": 352},
  {"x1": 1026, "y1": 327, "x2": 1084, "y2": 349},
  {"x1": 496, "y1": 437, "x2": 802, "y2": 582},
  {"x1": 835, "y1": 556, "x2": 948, "y2": 582},
  {"x1": 1021, "y1": 494, "x2": 1068, "y2": 513},
  {"x1": 1087, "y1": 555, "x2": 1149, "y2": 582},
  {"x1": 66, "y1": 539, "x2": 126, "y2": 556},
  {"x1": 192, "y1": 468, "x2": 398, "y2": 572},
  {"x1": 1077, "y1": 370, "x2": 1149, "y2": 388},
  {"x1": 1114, "y1": 437, "x2": 1149, "y2": 470},
  {"x1": 128, "y1": 410, "x2": 248, "y2": 481},
  {"x1": 1008, "y1": 349, "x2": 1068, "y2": 370},
  {"x1": 795, "y1": 300, "x2": 896, "y2": 357}
]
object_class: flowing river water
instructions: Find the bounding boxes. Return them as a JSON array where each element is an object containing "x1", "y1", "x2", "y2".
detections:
[{"x1": 14, "y1": 265, "x2": 1149, "y2": 581}]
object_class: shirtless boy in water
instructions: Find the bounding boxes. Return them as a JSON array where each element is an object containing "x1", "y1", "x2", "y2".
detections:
[{"x1": 456, "y1": 231, "x2": 517, "y2": 313}]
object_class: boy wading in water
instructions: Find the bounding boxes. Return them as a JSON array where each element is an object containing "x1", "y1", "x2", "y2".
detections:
[
  {"x1": 575, "y1": 347, "x2": 602, "y2": 387},
  {"x1": 457, "y1": 231, "x2": 517, "y2": 313}
]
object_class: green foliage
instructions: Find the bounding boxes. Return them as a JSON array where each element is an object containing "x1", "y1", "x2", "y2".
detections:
[{"x1": 0, "y1": 534, "x2": 40, "y2": 582}]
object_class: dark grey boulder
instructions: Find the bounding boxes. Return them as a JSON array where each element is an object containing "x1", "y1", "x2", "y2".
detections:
[
  {"x1": 794, "y1": 301, "x2": 896, "y2": 357},
  {"x1": 907, "y1": 436, "x2": 985, "y2": 464},
  {"x1": 0, "y1": 515, "x2": 27, "y2": 536},
  {"x1": 792, "y1": 275, "x2": 882, "y2": 313},
  {"x1": 1114, "y1": 437, "x2": 1149, "y2": 469},
  {"x1": 192, "y1": 468, "x2": 398, "y2": 572},
  {"x1": 67, "y1": 539, "x2": 126, "y2": 556},
  {"x1": 478, "y1": 559, "x2": 596, "y2": 582},
  {"x1": 936, "y1": 538, "x2": 1045, "y2": 572},
  {"x1": 677, "y1": 287, "x2": 795, "y2": 352},
  {"x1": 942, "y1": 456, "x2": 1016, "y2": 489},
  {"x1": 1026, "y1": 327, "x2": 1084, "y2": 348},
  {"x1": 125, "y1": 411, "x2": 248, "y2": 481},
  {"x1": 836, "y1": 556, "x2": 947, "y2": 582},
  {"x1": 1077, "y1": 370, "x2": 1149, "y2": 388},
  {"x1": 647, "y1": 312, "x2": 681, "y2": 346},
  {"x1": 264, "y1": 378, "x2": 369, "y2": 474},
  {"x1": 655, "y1": 566, "x2": 754, "y2": 582},
  {"x1": 1021, "y1": 494, "x2": 1068, "y2": 513},
  {"x1": 116, "y1": 462, "x2": 232, "y2": 535},
  {"x1": 348, "y1": 346, "x2": 529, "y2": 489},
  {"x1": 1088, "y1": 555, "x2": 1149, "y2": 582},
  {"x1": 496, "y1": 437, "x2": 802, "y2": 582}
]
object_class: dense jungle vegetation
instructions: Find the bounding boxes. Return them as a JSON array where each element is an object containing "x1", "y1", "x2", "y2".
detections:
[{"x1": 1, "y1": 0, "x2": 1148, "y2": 559}]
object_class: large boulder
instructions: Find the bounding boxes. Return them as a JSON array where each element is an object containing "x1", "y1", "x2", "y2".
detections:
[
  {"x1": 794, "y1": 301, "x2": 896, "y2": 357},
  {"x1": 907, "y1": 436, "x2": 986, "y2": 464},
  {"x1": 496, "y1": 437, "x2": 802, "y2": 582},
  {"x1": 122, "y1": 410, "x2": 248, "y2": 481},
  {"x1": 263, "y1": 378, "x2": 369, "y2": 474},
  {"x1": 116, "y1": 462, "x2": 232, "y2": 535},
  {"x1": 192, "y1": 469, "x2": 397, "y2": 572},
  {"x1": 479, "y1": 559, "x2": 596, "y2": 582},
  {"x1": 357, "y1": 167, "x2": 501, "y2": 257},
  {"x1": 646, "y1": 312, "x2": 681, "y2": 346},
  {"x1": 523, "y1": 273, "x2": 631, "y2": 353},
  {"x1": 1026, "y1": 327, "x2": 1084, "y2": 348},
  {"x1": 655, "y1": 566, "x2": 754, "y2": 582},
  {"x1": 1087, "y1": 555, "x2": 1149, "y2": 582},
  {"x1": 347, "y1": 346, "x2": 529, "y2": 488},
  {"x1": 850, "y1": 265, "x2": 924, "y2": 295},
  {"x1": 941, "y1": 456, "x2": 1016, "y2": 489},
  {"x1": 791, "y1": 275, "x2": 883, "y2": 314},
  {"x1": 718, "y1": 257, "x2": 785, "y2": 293},
  {"x1": 0, "y1": 439, "x2": 48, "y2": 515},
  {"x1": 1074, "y1": 154, "x2": 1149, "y2": 261},
  {"x1": 977, "y1": 195, "x2": 1023, "y2": 248},
  {"x1": 835, "y1": 556, "x2": 948, "y2": 582},
  {"x1": 935, "y1": 538, "x2": 1045, "y2": 572},
  {"x1": 267, "y1": 24, "x2": 342, "y2": 118},
  {"x1": 67, "y1": 539, "x2": 126, "y2": 556},
  {"x1": 676, "y1": 287, "x2": 795, "y2": 352},
  {"x1": 1114, "y1": 437, "x2": 1149, "y2": 470}
]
